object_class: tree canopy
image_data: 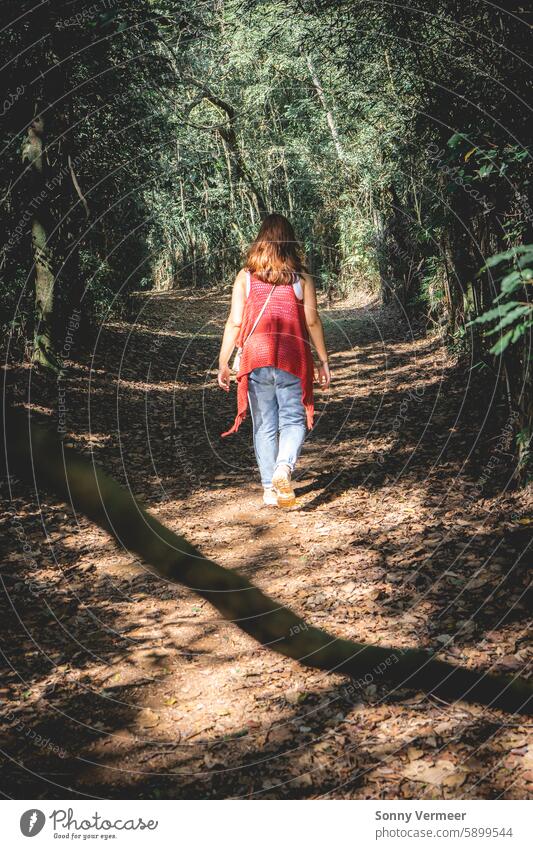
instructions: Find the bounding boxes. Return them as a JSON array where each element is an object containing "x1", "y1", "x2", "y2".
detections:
[{"x1": 2, "y1": 0, "x2": 531, "y2": 469}]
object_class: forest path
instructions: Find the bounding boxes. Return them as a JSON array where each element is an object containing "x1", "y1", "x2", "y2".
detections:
[{"x1": 2, "y1": 288, "x2": 532, "y2": 800}]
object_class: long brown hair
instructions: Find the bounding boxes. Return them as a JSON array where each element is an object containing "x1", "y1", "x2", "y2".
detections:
[{"x1": 246, "y1": 213, "x2": 306, "y2": 285}]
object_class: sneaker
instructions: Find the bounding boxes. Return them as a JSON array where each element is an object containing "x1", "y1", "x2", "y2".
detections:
[
  {"x1": 262, "y1": 486, "x2": 279, "y2": 507},
  {"x1": 272, "y1": 464, "x2": 296, "y2": 508}
]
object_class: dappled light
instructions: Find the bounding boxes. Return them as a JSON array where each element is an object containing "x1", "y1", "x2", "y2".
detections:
[{"x1": 1, "y1": 0, "x2": 531, "y2": 807}]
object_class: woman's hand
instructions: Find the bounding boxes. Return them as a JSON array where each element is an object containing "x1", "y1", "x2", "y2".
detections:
[
  {"x1": 315, "y1": 361, "x2": 331, "y2": 389},
  {"x1": 217, "y1": 364, "x2": 231, "y2": 391}
]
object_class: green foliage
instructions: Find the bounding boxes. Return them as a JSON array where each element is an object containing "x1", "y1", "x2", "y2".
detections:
[
  {"x1": 470, "y1": 246, "x2": 533, "y2": 355},
  {"x1": 1, "y1": 0, "x2": 531, "y2": 472}
]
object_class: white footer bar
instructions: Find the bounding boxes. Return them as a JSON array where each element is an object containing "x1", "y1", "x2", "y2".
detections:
[{"x1": 4, "y1": 799, "x2": 531, "y2": 848}]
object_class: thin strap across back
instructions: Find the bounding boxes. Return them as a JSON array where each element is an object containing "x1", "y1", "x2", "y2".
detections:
[{"x1": 245, "y1": 271, "x2": 303, "y2": 300}]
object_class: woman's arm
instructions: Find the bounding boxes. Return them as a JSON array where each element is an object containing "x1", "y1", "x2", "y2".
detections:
[
  {"x1": 301, "y1": 272, "x2": 331, "y2": 388},
  {"x1": 217, "y1": 268, "x2": 247, "y2": 391}
]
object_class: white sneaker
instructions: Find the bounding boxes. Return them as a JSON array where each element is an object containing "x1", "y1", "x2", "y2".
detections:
[
  {"x1": 262, "y1": 486, "x2": 279, "y2": 507},
  {"x1": 272, "y1": 464, "x2": 296, "y2": 508}
]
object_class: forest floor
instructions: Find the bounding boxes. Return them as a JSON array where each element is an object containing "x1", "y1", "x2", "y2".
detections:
[{"x1": 1, "y1": 288, "x2": 532, "y2": 800}]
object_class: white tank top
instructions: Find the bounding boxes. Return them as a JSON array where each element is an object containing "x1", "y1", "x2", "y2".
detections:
[{"x1": 246, "y1": 271, "x2": 303, "y2": 300}]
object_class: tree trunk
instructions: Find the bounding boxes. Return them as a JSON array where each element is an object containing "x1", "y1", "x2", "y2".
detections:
[
  {"x1": 31, "y1": 217, "x2": 56, "y2": 367},
  {"x1": 372, "y1": 206, "x2": 391, "y2": 304},
  {"x1": 305, "y1": 53, "x2": 345, "y2": 164},
  {"x1": 22, "y1": 117, "x2": 58, "y2": 369}
]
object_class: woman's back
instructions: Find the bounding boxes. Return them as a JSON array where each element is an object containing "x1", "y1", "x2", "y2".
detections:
[
  {"x1": 217, "y1": 213, "x2": 330, "y2": 508},
  {"x1": 224, "y1": 272, "x2": 314, "y2": 435},
  {"x1": 238, "y1": 273, "x2": 312, "y2": 376}
]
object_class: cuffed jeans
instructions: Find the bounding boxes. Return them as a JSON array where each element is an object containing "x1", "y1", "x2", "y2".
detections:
[{"x1": 247, "y1": 367, "x2": 306, "y2": 487}]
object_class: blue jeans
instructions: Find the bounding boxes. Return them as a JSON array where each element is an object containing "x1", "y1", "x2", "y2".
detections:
[{"x1": 247, "y1": 367, "x2": 306, "y2": 487}]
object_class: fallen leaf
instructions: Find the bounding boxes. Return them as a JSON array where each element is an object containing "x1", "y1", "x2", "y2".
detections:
[
  {"x1": 402, "y1": 758, "x2": 467, "y2": 787},
  {"x1": 497, "y1": 655, "x2": 524, "y2": 671},
  {"x1": 137, "y1": 709, "x2": 160, "y2": 728}
]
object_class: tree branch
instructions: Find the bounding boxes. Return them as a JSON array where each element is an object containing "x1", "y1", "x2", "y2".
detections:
[{"x1": 68, "y1": 155, "x2": 89, "y2": 218}]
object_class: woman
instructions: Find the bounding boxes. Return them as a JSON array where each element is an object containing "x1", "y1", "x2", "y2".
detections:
[{"x1": 217, "y1": 213, "x2": 330, "y2": 508}]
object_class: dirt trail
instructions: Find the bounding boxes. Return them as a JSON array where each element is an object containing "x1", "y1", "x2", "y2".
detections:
[{"x1": 1, "y1": 289, "x2": 531, "y2": 799}]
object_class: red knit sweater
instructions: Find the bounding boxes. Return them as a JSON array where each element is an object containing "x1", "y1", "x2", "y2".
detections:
[{"x1": 221, "y1": 275, "x2": 314, "y2": 437}]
